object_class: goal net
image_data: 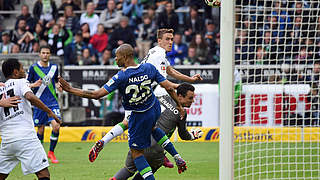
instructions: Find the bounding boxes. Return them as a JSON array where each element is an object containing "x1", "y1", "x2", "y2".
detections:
[{"x1": 232, "y1": 0, "x2": 320, "y2": 179}]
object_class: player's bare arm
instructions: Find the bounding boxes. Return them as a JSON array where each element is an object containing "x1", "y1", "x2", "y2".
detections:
[
  {"x1": 24, "y1": 91, "x2": 62, "y2": 124},
  {"x1": 166, "y1": 66, "x2": 203, "y2": 83},
  {"x1": 28, "y1": 79, "x2": 42, "y2": 88},
  {"x1": 160, "y1": 80, "x2": 184, "y2": 119},
  {"x1": 0, "y1": 95, "x2": 21, "y2": 107},
  {"x1": 58, "y1": 76, "x2": 109, "y2": 99}
]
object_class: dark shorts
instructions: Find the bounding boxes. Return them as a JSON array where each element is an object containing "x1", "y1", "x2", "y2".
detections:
[
  {"x1": 128, "y1": 100, "x2": 161, "y2": 150},
  {"x1": 33, "y1": 105, "x2": 61, "y2": 126}
]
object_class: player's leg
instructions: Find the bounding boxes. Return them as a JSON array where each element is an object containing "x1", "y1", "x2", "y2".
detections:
[
  {"x1": 89, "y1": 111, "x2": 130, "y2": 162},
  {"x1": 0, "y1": 143, "x2": 20, "y2": 180},
  {"x1": 127, "y1": 106, "x2": 162, "y2": 180},
  {"x1": 48, "y1": 106, "x2": 61, "y2": 164},
  {"x1": 0, "y1": 173, "x2": 9, "y2": 180},
  {"x1": 17, "y1": 139, "x2": 50, "y2": 178},
  {"x1": 131, "y1": 149, "x2": 155, "y2": 180},
  {"x1": 33, "y1": 108, "x2": 47, "y2": 143},
  {"x1": 151, "y1": 127, "x2": 187, "y2": 174},
  {"x1": 35, "y1": 167, "x2": 50, "y2": 180}
]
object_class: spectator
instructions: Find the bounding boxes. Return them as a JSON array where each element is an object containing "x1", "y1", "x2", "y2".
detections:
[
  {"x1": 89, "y1": 24, "x2": 108, "y2": 57},
  {"x1": 56, "y1": 16, "x2": 73, "y2": 46},
  {"x1": 31, "y1": 41, "x2": 40, "y2": 53},
  {"x1": 45, "y1": 24, "x2": 69, "y2": 56},
  {"x1": 211, "y1": 33, "x2": 220, "y2": 64},
  {"x1": 204, "y1": 20, "x2": 218, "y2": 51},
  {"x1": 80, "y1": 23, "x2": 91, "y2": 45},
  {"x1": 17, "y1": 31, "x2": 35, "y2": 53},
  {"x1": 0, "y1": 31, "x2": 14, "y2": 54},
  {"x1": 253, "y1": 46, "x2": 269, "y2": 65},
  {"x1": 33, "y1": 23, "x2": 45, "y2": 42},
  {"x1": 79, "y1": 48, "x2": 99, "y2": 65},
  {"x1": 94, "y1": 0, "x2": 108, "y2": 10},
  {"x1": 166, "y1": 33, "x2": 188, "y2": 65},
  {"x1": 136, "y1": 15, "x2": 156, "y2": 59},
  {"x1": 182, "y1": 46, "x2": 199, "y2": 65},
  {"x1": 183, "y1": 5, "x2": 205, "y2": 42},
  {"x1": 307, "y1": 61, "x2": 320, "y2": 83},
  {"x1": 12, "y1": 19, "x2": 27, "y2": 44},
  {"x1": 156, "y1": 1, "x2": 179, "y2": 33},
  {"x1": 59, "y1": 0, "x2": 80, "y2": 11},
  {"x1": 15, "y1": 4, "x2": 37, "y2": 33},
  {"x1": 65, "y1": 31, "x2": 87, "y2": 65},
  {"x1": 99, "y1": 0, "x2": 121, "y2": 30},
  {"x1": 189, "y1": 33, "x2": 210, "y2": 65},
  {"x1": 63, "y1": 5, "x2": 80, "y2": 35},
  {"x1": 107, "y1": 16, "x2": 137, "y2": 53},
  {"x1": 100, "y1": 49, "x2": 114, "y2": 65},
  {"x1": 116, "y1": 0, "x2": 124, "y2": 10},
  {"x1": 11, "y1": 44, "x2": 20, "y2": 53},
  {"x1": 80, "y1": 2, "x2": 99, "y2": 36},
  {"x1": 33, "y1": 0, "x2": 58, "y2": 27},
  {"x1": 122, "y1": 0, "x2": 144, "y2": 29}
]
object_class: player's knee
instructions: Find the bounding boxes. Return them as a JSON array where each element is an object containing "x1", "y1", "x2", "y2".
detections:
[
  {"x1": 36, "y1": 168, "x2": 50, "y2": 179},
  {"x1": 130, "y1": 149, "x2": 144, "y2": 159},
  {"x1": 52, "y1": 124, "x2": 60, "y2": 132}
]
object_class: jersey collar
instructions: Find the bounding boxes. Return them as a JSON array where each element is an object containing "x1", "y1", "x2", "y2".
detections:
[{"x1": 37, "y1": 61, "x2": 50, "y2": 67}]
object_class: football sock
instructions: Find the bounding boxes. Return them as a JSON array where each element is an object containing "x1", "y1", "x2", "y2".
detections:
[
  {"x1": 101, "y1": 122, "x2": 127, "y2": 144},
  {"x1": 49, "y1": 131, "x2": 59, "y2": 152},
  {"x1": 134, "y1": 156, "x2": 155, "y2": 180},
  {"x1": 152, "y1": 127, "x2": 178, "y2": 157},
  {"x1": 37, "y1": 133, "x2": 44, "y2": 143}
]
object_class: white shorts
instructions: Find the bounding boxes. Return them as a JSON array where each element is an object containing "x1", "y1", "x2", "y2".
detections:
[{"x1": 0, "y1": 139, "x2": 49, "y2": 175}]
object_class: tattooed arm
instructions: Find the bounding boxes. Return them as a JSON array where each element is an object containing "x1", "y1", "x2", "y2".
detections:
[{"x1": 58, "y1": 76, "x2": 109, "y2": 99}]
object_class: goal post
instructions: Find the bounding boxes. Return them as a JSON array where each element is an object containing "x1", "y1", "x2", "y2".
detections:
[
  {"x1": 220, "y1": 0, "x2": 320, "y2": 179},
  {"x1": 219, "y1": 0, "x2": 235, "y2": 180}
]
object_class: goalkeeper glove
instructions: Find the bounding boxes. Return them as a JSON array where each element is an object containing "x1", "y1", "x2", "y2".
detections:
[{"x1": 189, "y1": 128, "x2": 203, "y2": 140}]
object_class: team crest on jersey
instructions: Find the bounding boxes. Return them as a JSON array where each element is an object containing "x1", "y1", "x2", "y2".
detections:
[
  {"x1": 106, "y1": 79, "x2": 114, "y2": 86},
  {"x1": 42, "y1": 75, "x2": 51, "y2": 86}
]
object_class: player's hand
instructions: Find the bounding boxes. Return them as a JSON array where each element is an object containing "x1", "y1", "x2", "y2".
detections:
[
  {"x1": 48, "y1": 110, "x2": 62, "y2": 124},
  {"x1": 176, "y1": 105, "x2": 185, "y2": 120},
  {"x1": 191, "y1": 74, "x2": 203, "y2": 82},
  {"x1": 0, "y1": 95, "x2": 21, "y2": 108},
  {"x1": 58, "y1": 76, "x2": 72, "y2": 92},
  {"x1": 0, "y1": 82, "x2": 5, "y2": 86},
  {"x1": 189, "y1": 128, "x2": 203, "y2": 140},
  {"x1": 31, "y1": 79, "x2": 43, "y2": 88}
]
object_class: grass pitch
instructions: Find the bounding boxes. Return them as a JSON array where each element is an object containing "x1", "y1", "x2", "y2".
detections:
[{"x1": 7, "y1": 142, "x2": 219, "y2": 180}]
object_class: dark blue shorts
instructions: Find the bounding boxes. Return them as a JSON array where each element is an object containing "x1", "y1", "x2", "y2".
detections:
[
  {"x1": 128, "y1": 100, "x2": 161, "y2": 150},
  {"x1": 33, "y1": 105, "x2": 61, "y2": 126}
]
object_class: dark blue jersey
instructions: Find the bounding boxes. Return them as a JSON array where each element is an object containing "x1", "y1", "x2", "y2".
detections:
[
  {"x1": 27, "y1": 62, "x2": 59, "y2": 107},
  {"x1": 103, "y1": 63, "x2": 166, "y2": 112}
]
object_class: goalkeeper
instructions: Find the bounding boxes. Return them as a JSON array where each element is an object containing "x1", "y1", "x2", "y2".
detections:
[{"x1": 106, "y1": 83, "x2": 203, "y2": 179}]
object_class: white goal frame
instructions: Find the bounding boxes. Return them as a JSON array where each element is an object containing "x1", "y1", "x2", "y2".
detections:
[{"x1": 219, "y1": 0, "x2": 235, "y2": 180}]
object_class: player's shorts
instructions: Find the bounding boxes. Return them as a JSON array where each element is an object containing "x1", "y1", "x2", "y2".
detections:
[
  {"x1": 0, "y1": 139, "x2": 49, "y2": 175},
  {"x1": 128, "y1": 100, "x2": 161, "y2": 150},
  {"x1": 34, "y1": 105, "x2": 61, "y2": 126},
  {"x1": 125, "y1": 138, "x2": 164, "y2": 173}
]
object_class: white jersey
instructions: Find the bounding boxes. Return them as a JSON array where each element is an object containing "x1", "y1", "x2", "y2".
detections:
[
  {"x1": 143, "y1": 46, "x2": 170, "y2": 78},
  {"x1": 0, "y1": 79, "x2": 38, "y2": 143}
]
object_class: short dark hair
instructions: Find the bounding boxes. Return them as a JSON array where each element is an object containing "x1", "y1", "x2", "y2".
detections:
[
  {"x1": 177, "y1": 83, "x2": 195, "y2": 97},
  {"x1": 157, "y1": 28, "x2": 174, "y2": 40},
  {"x1": 2, "y1": 58, "x2": 20, "y2": 78},
  {"x1": 39, "y1": 45, "x2": 51, "y2": 52}
]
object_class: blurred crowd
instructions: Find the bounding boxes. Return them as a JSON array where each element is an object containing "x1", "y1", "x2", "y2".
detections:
[{"x1": 0, "y1": 0, "x2": 220, "y2": 66}]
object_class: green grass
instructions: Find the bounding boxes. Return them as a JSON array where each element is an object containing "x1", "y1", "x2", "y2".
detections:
[
  {"x1": 7, "y1": 142, "x2": 219, "y2": 180},
  {"x1": 6, "y1": 142, "x2": 320, "y2": 180}
]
